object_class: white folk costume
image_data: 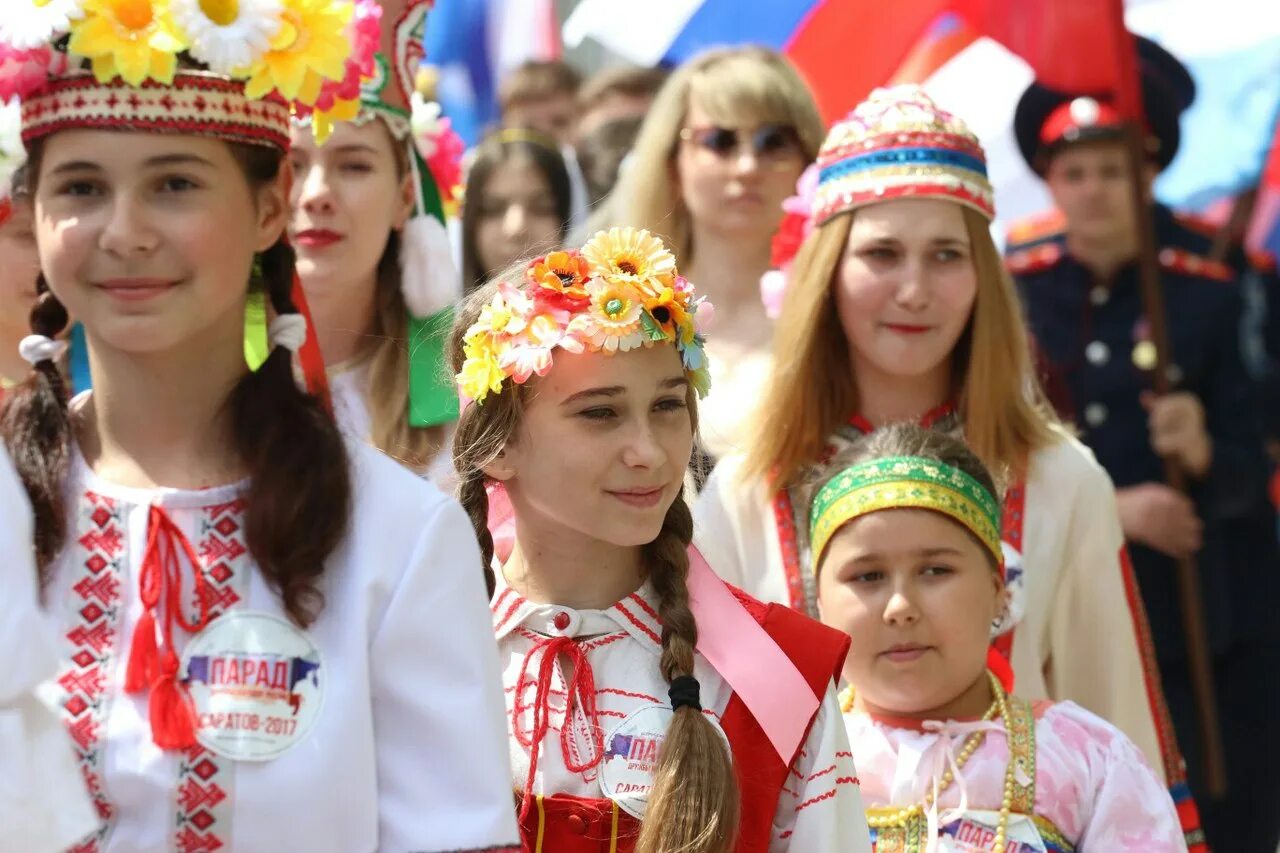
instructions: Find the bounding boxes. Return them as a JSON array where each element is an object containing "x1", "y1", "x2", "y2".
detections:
[
  {"x1": 295, "y1": 0, "x2": 465, "y2": 489},
  {"x1": 0, "y1": 446, "x2": 97, "y2": 852},
  {"x1": 455, "y1": 228, "x2": 871, "y2": 852},
  {"x1": 44, "y1": 435, "x2": 518, "y2": 852},
  {"x1": 693, "y1": 87, "x2": 1189, "y2": 816},
  {"x1": 847, "y1": 697, "x2": 1186, "y2": 851},
  {"x1": 491, "y1": 570, "x2": 867, "y2": 852},
  {"x1": 3, "y1": 3, "x2": 518, "y2": 850},
  {"x1": 806, "y1": 452, "x2": 1185, "y2": 851}
]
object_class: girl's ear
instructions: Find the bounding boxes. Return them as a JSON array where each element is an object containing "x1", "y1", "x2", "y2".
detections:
[
  {"x1": 393, "y1": 166, "x2": 415, "y2": 232},
  {"x1": 255, "y1": 165, "x2": 291, "y2": 253},
  {"x1": 481, "y1": 450, "x2": 515, "y2": 482}
]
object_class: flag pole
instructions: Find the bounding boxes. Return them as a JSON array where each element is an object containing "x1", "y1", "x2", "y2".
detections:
[{"x1": 1109, "y1": 4, "x2": 1228, "y2": 798}]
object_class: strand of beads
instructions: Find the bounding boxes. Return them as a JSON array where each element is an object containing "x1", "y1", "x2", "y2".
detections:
[{"x1": 988, "y1": 670, "x2": 1016, "y2": 853}]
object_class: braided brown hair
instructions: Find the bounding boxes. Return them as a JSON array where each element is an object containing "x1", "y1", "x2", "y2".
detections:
[
  {"x1": 1, "y1": 138, "x2": 352, "y2": 626},
  {"x1": 449, "y1": 274, "x2": 740, "y2": 849}
]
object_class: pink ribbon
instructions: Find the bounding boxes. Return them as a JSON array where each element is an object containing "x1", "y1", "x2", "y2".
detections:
[
  {"x1": 487, "y1": 485, "x2": 817, "y2": 763},
  {"x1": 686, "y1": 546, "x2": 819, "y2": 763}
]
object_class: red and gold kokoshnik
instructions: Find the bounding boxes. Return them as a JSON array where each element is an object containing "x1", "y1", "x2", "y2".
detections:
[{"x1": 21, "y1": 72, "x2": 291, "y2": 150}]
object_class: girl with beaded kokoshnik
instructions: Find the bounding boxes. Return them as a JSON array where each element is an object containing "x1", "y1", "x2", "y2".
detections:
[
  {"x1": 0, "y1": 1, "x2": 518, "y2": 850},
  {"x1": 814, "y1": 423, "x2": 1186, "y2": 851},
  {"x1": 693, "y1": 86, "x2": 1203, "y2": 842},
  {"x1": 450, "y1": 226, "x2": 870, "y2": 851}
]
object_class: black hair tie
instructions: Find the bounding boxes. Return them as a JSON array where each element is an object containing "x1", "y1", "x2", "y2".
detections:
[{"x1": 668, "y1": 675, "x2": 702, "y2": 712}]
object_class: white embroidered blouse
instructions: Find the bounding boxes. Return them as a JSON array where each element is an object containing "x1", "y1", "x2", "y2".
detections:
[
  {"x1": 490, "y1": 571, "x2": 872, "y2": 852},
  {"x1": 40, "y1": 435, "x2": 519, "y2": 852}
]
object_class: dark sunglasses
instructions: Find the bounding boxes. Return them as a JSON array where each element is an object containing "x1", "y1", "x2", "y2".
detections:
[{"x1": 678, "y1": 124, "x2": 803, "y2": 162}]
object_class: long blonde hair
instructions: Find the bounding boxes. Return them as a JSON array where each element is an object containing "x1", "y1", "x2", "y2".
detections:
[
  {"x1": 449, "y1": 277, "x2": 740, "y2": 853},
  {"x1": 744, "y1": 205, "x2": 1057, "y2": 489},
  {"x1": 362, "y1": 229, "x2": 447, "y2": 472},
  {"x1": 615, "y1": 46, "x2": 824, "y2": 262}
]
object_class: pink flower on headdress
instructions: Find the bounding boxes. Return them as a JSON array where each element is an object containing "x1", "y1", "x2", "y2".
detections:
[
  {"x1": 499, "y1": 313, "x2": 583, "y2": 383},
  {"x1": 761, "y1": 163, "x2": 821, "y2": 319},
  {"x1": 0, "y1": 45, "x2": 61, "y2": 102},
  {"x1": 425, "y1": 117, "x2": 464, "y2": 208}
]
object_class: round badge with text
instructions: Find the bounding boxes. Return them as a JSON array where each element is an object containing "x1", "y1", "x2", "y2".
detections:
[
  {"x1": 180, "y1": 611, "x2": 324, "y2": 762},
  {"x1": 600, "y1": 703, "x2": 731, "y2": 819}
]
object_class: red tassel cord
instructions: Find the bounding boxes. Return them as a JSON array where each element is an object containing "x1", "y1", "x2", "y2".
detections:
[
  {"x1": 122, "y1": 505, "x2": 212, "y2": 749},
  {"x1": 512, "y1": 635, "x2": 605, "y2": 821}
]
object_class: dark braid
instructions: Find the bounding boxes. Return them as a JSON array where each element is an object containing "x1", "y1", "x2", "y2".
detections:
[
  {"x1": 455, "y1": 459, "x2": 497, "y2": 596},
  {"x1": 0, "y1": 273, "x2": 73, "y2": 586},
  {"x1": 229, "y1": 237, "x2": 352, "y2": 626}
]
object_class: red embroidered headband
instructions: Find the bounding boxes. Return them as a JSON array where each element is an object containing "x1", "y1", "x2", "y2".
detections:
[{"x1": 2, "y1": 1, "x2": 364, "y2": 151}]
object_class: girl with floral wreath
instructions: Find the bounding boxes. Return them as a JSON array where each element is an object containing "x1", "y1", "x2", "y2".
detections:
[
  {"x1": 0, "y1": 2, "x2": 517, "y2": 849},
  {"x1": 450, "y1": 226, "x2": 870, "y2": 852}
]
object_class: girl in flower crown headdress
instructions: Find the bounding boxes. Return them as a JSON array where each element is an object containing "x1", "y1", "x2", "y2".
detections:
[
  {"x1": 449, "y1": 226, "x2": 871, "y2": 852},
  {"x1": 812, "y1": 423, "x2": 1185, "y2": 851},
  {"x1": 289, "y1": 0, "x2": 465, "y2": 484},
  {"x1": 0, "y1": 3, "x2": 518, "y2": 850},
  {"x1": 693, "y1": 86, "x2": 1204, "y2": 846}
]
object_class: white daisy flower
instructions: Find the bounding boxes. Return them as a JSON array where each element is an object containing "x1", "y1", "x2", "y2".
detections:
[
  {"x1": 410, "y1": 91, "x2": 443, "y2": 159},
  {"x1": 0, "y1": 0, "x2": 85, "y2": 50},
  {"x1": 171, "y1": 0, "x2": 282, "y2": 75}
]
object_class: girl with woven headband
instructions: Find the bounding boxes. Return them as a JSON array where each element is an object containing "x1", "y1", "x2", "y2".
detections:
[
  {"x1": 812, "y1": 423, "x2": 1185, "y2": 851},
  {"x1": 449, "y1": 226, "x2": 870, "y2": 852},
  {"x1": 693, "y1": 85, "x2": 1198, "y2": 823},
  {"x1": 289, "y1": 0, "x2": 466, "y2": 485},
  {"x1": 0, "y1": 4, "x2": 518, "y2": 849}
]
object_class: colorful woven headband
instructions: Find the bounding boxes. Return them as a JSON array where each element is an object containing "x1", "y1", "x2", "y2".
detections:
[
  {"x1": 809, "y1": 455, "x2": 1003, "y2": 575},
  {"x1": 812, "y1": 85, "x2": 995, "y2": 226},
  {"x1": 456, "y1": 227, "x2": 713, "y2": 405},
  {"x1": 2, "y1": 0, "x2": 364, "y2": 151}
]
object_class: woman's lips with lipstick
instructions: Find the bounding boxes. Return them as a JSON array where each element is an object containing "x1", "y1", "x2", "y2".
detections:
[
  {"x1": 95, "y1": 279, "x2": 176, "y2": 301},
  {"x1": 294, "y1": 228, "x2": 343, "y2": 249},
  {"x1": 882, "y1": 322, "x2": 932, "y2": 335},
  {"x1": 880, "y1": 643, "x2": 931, "y2": 663},
  {"x1": 606, "y1": 486, "x2": 665, "y2": 508}
]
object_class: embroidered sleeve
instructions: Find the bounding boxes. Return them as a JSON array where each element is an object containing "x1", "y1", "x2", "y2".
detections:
[
  {"x1": 1045, "y1": 451, "x2": 1177, "y2": 782},
  {"x1": 369, "y1": 497, "x2": 520, "y2": 851},
  {"x1": 770, "y1": 684, "x2": 872, "y2": 853}
]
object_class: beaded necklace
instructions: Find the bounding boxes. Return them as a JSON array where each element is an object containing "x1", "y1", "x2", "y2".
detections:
[{"x1": 840, "y1": 670, "x2": 1018, "y2": 853}]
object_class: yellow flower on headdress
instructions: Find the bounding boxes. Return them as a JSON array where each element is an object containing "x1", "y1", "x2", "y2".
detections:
[
  {"x1": 582, "y1": 227, "x2": 676, "y2": 294},
  {"x1": 70, "y1": 0, "x2": 189, "y2": 86},
  {"x1": 242, "y1": 0, "x2": 351, "y2": 103},
  {"x1": 457, "y1": 345, "x2": 506, "y2": 404},
  {"x1": 565, "y1": 278, "x2": 646, "y2": 354},
  {"x1": 642, "y1": 285, "x2": 690, "y2": 339},
  {"x1": 170, "y1": 0, "x2": 282, "y2": 75}
]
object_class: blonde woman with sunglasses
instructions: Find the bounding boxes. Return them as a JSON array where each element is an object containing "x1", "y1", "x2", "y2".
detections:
[{"x1": 613, "y1": 47, "x2": 824, "y2": 470}]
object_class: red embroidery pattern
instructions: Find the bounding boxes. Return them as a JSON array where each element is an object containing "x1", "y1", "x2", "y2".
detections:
[
  {"x1": 992, "y1": 482, "x2": 1026, "y2": 669},
  {"x1": 60, "y1": 491, "x2": 126, "y2": 853},
  {"x1": 172, "y1": 499, "x2": 248, "y2": 853},
  {"x1": 771, "y1": 488, "x2": 807, "y2": 612}
]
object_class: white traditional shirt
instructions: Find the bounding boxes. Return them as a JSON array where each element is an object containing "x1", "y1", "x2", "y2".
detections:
[
  {"x1": 330, "y1": 361, "x2": 457, "y2": 491},
  {"x1": 42, "y1": 431, "x2": 519, "y2": 853},
  {"x1": 697, "y1": 344, "x2": 773, "y2": 461},
  {"x1": 490, "y1": 571, "x2": 871, "y2": 852},
  {"x1": 0, "y1": 448, "x2": 97, "y2": 852},
  {"x1": 693, "y1": 425, "x2": 1179, "y2": 786},
  {"x1": 846, "y1": 699, "x2": 1186, "y2": 851}
]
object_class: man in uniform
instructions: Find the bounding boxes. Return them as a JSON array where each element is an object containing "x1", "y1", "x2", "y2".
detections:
[{"x1": 1007, "y1": 37, "x2": 1280, "y2": 851}]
